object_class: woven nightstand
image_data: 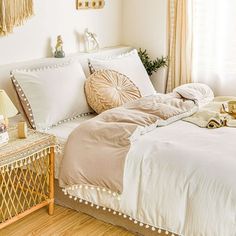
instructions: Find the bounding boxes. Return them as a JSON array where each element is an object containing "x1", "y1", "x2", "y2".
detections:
[{"x1": 0, "y1": 127, "x2": 56, "y2": 229}]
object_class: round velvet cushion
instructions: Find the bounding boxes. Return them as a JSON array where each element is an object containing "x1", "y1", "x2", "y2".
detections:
[{"x1": 85, "y1": 70, "x2": 141, "y2": 114}]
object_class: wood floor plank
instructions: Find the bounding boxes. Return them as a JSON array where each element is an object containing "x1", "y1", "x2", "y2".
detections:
[{"x1": 0, "y1": 205, "x2": 135, "y2": 236}]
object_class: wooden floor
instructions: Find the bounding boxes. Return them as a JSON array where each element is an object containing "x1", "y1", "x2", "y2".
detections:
[{"x1": 1, "y1": 205, "x2": 135, "y2": 236}]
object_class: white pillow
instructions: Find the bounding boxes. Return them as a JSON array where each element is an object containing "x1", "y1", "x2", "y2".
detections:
[
  {"x1": 89, "y1": 49, "x2": 156, "y2": 97},
  {"x1": 11, "y1": 61, "x2": 93, "y2": 130}
]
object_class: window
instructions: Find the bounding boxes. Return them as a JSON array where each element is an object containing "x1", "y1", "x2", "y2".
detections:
[{"x1": 192, "y1": 0, "x2": 236, "y2": 95}]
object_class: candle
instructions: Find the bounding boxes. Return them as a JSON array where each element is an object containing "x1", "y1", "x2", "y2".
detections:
[{"x1": 18, "y1": 121, "x2": 28, "y2": 139}]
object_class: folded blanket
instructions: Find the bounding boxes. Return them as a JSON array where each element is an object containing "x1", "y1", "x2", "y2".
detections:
[
  {"x1": 183, "y1": 96, "x2": 236, "y2": 129},
  {"x1": 59, "y1": 83, "x2": 214, "y2": 194}
]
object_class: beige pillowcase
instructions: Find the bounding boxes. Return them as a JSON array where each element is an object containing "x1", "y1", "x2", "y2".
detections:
[{"x1": 85, "y1": 70, "x2": 141, "y2": 114}]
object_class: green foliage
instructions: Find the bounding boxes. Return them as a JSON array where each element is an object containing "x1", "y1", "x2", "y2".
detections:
[{"x1": 138, "y1": 48, "x2": 168, "y2": 77}]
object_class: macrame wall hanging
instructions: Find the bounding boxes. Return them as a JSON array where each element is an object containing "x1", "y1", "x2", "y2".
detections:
[{"x1": 0, "y1": 0, "x2": 34, "y2": 36}]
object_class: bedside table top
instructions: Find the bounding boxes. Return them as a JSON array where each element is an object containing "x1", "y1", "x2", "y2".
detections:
[{"x1": 0, "y1": 127, "x2": 55, "y2": 169}]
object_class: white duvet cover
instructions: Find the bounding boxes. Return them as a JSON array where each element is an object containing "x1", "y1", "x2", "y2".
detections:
[{"x1": 61, "y1": 119, "x2": 236, "y2": 236}]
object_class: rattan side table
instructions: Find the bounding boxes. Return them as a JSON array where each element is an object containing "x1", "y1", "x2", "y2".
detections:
[{"x1": 0, "y1": 127, "x2": 56, "y2": 229}]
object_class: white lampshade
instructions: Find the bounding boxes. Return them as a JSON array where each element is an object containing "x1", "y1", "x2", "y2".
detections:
[{"x1": 0, "y1": 90, "x2": 18, "y2": 118}]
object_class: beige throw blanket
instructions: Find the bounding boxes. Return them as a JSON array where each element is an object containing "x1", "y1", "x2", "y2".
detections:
[
  {"x1": 59, "y1": 89, "x2": 206, "y2": 193},
  {"x1": 183, "y1": 96, "x2": 236, "y2": 128}
]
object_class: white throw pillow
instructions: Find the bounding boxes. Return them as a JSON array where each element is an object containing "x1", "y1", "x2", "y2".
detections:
[
  {"x1": 11, "y1": 61, "x2": 93, "y2": 130},
  {"x1": 89, "y1": 49, "x2": 156, "y2": 97}
]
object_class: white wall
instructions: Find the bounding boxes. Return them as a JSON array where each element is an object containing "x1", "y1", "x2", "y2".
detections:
[
  {"x1": 0, "y1": 0, "x2": 168, "y2": 92},
  {"x1": 122, "y1": 0, "x2": 168, "y2": 93},
  {"x1": 0, "y1": 0, "x2": 123, "y2": 65}
]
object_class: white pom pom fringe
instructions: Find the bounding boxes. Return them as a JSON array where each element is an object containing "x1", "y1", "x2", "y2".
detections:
[
  {"x1": 62, "y1": 185, "x2": 121, "y2": 200},
  {"x1": 62, "y1": 190, "x2": 177, "y2": 236}
]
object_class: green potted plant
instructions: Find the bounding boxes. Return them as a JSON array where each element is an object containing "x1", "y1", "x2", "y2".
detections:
[{"x1": 138, "y1": 48, "x2": 168, "y2": 77}]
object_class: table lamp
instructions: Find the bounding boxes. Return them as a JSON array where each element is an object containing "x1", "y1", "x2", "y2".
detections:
[{"x1": 0, "y1": 89, "x2": 18, "y2": 127}]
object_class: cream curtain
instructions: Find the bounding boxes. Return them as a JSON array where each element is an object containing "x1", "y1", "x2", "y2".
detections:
[
  {"x1": 166, "y1": 0, "x2": 193, "y2": 93},
  {"x1": 0, "y1": 0, "x2": 33, "y2": 36}
]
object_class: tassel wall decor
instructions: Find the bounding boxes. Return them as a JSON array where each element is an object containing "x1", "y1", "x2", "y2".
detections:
[{"x1": 0, "y1": 0, "x2": 34, "y2": 36}]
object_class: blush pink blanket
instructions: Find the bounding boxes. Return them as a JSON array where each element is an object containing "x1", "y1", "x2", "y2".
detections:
[{"x1": 59, "y1": 89, "x2": 206, "y2": 193}]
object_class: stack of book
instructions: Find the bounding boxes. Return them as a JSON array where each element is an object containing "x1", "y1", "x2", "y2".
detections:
[{"x1": 0, "y1": 116, "x2": 9, "y2": 146}]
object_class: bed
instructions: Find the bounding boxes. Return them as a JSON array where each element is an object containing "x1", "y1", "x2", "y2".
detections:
[
  {"x1": 47, "y1": 117, "x2": 236, "y2": 236},
  {"x1": 2, "y1": 47, "x2": 236, "y2": 236}
]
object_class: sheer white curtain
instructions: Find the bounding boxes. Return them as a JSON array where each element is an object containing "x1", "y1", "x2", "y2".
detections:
[{"x1": 192, "y1": 0, "x2": 236, "y2": 95}]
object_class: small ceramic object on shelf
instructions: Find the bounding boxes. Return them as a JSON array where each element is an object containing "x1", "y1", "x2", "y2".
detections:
[
  {"x1": 54, "y1": 35, "x2": 65, "y2": 58},
  {"x1": 84, "y1": 28, "x2": 99, "y2": 52}
]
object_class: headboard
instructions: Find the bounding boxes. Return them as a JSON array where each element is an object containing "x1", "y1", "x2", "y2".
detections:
[{"x1": 0, "y1": 46, "x2": 132, "y2": 109}]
